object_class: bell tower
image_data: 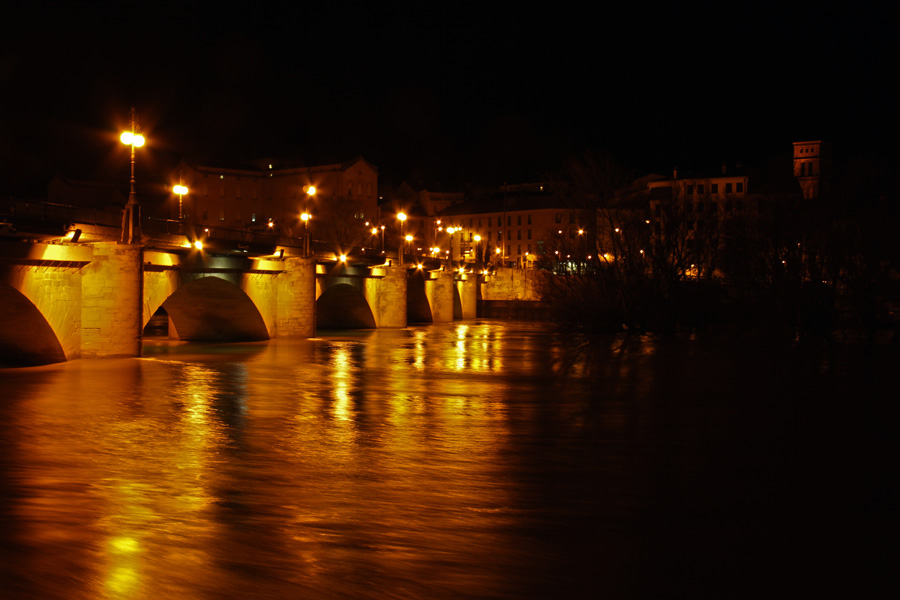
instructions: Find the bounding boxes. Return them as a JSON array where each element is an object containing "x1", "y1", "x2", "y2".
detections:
[{"x1": 793, "y1": 140, "x2": 831, "y2": 199}]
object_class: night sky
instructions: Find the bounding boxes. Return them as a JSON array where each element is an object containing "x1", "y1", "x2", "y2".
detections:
[{"x1": 1, "y1": 2, "x2": 894, "y2": 195}]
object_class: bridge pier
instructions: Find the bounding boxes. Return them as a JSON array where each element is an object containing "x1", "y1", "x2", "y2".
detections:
[
  {"x1": 276, "y1": 257, "x2": 316, "y2": 338},
  {"x1": 456, "y1": 274, "x2": 478, "y2": 320},
  {"x1": 425, "y1": 270, "x2": 455, "y2": 323},
  {"x1": 81, "y1": 242, "x2": 144, "y2": 358},
  {"x1": 365, "y1": 265, "x2": 407, "y2": 328}
]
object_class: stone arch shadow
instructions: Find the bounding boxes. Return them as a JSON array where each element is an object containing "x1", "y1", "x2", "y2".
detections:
[
  {"x1": 407, "y1": 271, "x2": 433, "y2": 324},
  {"x1": 316, "y1": 283, "x2": 376, "y2": 330},
  {"x1": 157, "y1": 276, "x2": 270, "y2": 342},
  {"x1": 453, "y1": 283, "x2": 463, "y2": 320},
  {"x1": 0, "y1": 283, "x2": 67, "y2": 366}
]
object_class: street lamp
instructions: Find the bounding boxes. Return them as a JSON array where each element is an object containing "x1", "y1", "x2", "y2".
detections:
[
  {"x1": 120, "y1": 107, "x2": 145, "y2": 244},
  {"x1": 173, "y1": 181, "x2": 188, "y2": 221},
  {"x1": 380, "y1": 225, "x2": 385, "y2": 252},
  {"x1": 405, "y1": 234, "x2": 413, "y2": 258},
  {"x1": 446, "y1": 226, "x2": 456, "y2": 264},
  {"x1": 303, "y1": 185, "x2": 316, "y2": 257},
  {"x1": 301, "y1": 212, "x2": 311, "y2": 257},
  {"x1": 473, "y1": 234, "x2": 482, "y2": 267},
  {"x1": 397, "y1": 212, "x2": 407, "y2": 265}
]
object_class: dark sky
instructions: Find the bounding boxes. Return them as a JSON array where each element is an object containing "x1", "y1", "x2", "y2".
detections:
[{"x1": 1, "y1": 2, "x2": 894, "y2": 195}]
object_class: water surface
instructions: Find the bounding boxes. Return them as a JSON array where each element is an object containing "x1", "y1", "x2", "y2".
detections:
[{"x1": 1, "y1": 322, "x2": 895, "y2": 599}]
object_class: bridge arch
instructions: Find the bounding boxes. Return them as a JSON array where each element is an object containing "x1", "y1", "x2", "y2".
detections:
[
  {"x1": 0, "y1": 283, "x2": 67, "y2": 366},
  {"x1": 160, "y1": 275, "x2": 270, "y2": 341},
  {"x1": 316, "y1": 283, "x2": 377, "y2": 329}
]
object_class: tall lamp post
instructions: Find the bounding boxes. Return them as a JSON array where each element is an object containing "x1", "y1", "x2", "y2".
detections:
[
  {"x1": 446, "y1": 226, "x2": 456, "y2": 265},
  {"x1": 397, "y1": 212, "x2": 407, "y2": 265},
  {"x1": 302, "y1": 185, "x2": 316, "y2": 257},
  {"x1": 474, "y1": 234, "x2": 482, "y2": 268},
  {"x1": 173, "y1": 181, "x2": 188, "y2": 221},
  {"x1": 120, "y1": 107, "x2": 145, "y2": 244}
]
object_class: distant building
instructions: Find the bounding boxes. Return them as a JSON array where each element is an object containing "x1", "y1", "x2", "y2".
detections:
[
  {"x1": 646, "y1": 165, "x2": 752, "y2": 220},
  {"x1": 792, "y1": 140, "x2": 831, "y2": 199},
  {"x1": 436, "y1": 183, "x2": 581, "y2": 268},
  {"x1": 175, "y1": 157, "x2": 378, "y2": 235}
]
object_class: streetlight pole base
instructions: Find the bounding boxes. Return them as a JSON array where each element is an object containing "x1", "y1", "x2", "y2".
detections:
[{"x1": 121, "y1": 198, "x2": 141, "y2": 244}]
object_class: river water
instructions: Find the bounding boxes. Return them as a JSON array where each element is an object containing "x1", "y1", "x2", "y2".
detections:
[{"x1": 0, "y1": 321, "x2": 895, "y2": 599}]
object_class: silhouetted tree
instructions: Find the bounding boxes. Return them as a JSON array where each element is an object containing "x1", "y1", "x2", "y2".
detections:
[{"x1": 315, "y1": 195, "x2": 367, "y2": 251}]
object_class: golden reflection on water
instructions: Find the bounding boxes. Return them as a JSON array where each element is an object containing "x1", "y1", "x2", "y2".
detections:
[{"x1": 2, "y1": 323, "x2": 599, "y2": 599}]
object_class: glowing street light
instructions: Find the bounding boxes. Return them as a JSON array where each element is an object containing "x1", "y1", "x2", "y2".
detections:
[
  {"x1": 120, "y1": 107, "x2": 145, "y2": 244},
  {"x1": 445, "y1": 226, "x2": 456, "y2": 264},
  {"x1": 473, "y1": 234, "x2": 482, "y2": 266},
  {"x1": 302, "y1": 185, "x2": 316, "y2": 257},
  {"x1": 397, "y1": 212, "x2": 407, "y2": 265},
  {"x1": 301, "y1": 212, "x2": 310, "y2": 256},
  {"x1": 173, "y1": 181, "x2": 188, "y2": 220}
]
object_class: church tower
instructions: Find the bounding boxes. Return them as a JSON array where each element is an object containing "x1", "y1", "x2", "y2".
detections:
[{"x1": 792, "y1": 140, "x2": 831, "y2": 199}]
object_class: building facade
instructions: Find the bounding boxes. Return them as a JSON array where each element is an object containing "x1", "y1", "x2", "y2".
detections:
[
  {"x1": 433, "y1": 184, "x2": 583, "y2": 268},
  {"x1": 175, "y1": 157, "x2": 378, "y2": 236}
]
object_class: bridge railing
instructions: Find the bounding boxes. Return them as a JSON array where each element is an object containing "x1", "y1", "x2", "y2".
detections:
[{"x1": 1, "y1": 198, "x2": 121, "y2": 228}]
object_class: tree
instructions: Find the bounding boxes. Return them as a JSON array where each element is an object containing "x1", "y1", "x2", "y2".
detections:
[{"x1": 314, "y1": 195, "x2": 368, "y2": 252}]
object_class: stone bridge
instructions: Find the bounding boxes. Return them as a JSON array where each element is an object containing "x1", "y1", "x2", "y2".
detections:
[{"x1": 0, "y1": 239, "x2": 496, "y2": 366}]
